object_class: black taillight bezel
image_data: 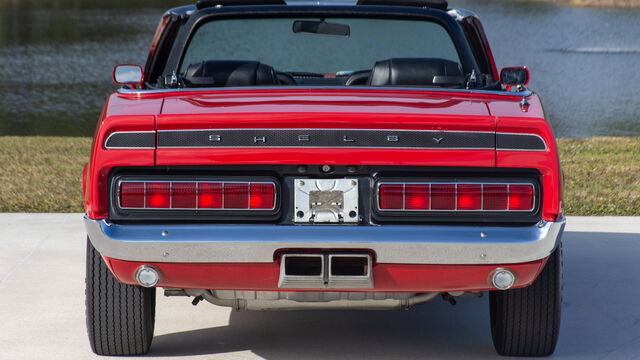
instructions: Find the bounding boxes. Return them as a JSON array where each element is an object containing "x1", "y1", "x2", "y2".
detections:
[
  {"x1": 109, "y1": 174, "x2": 281, "y2": 222},
  {"x1": 371, "y1": 177, "x2": 542, "y2": 224}
]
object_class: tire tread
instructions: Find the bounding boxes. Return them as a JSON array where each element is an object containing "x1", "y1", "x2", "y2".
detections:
[
  {"x1": 85, "y1": 238, "x2": 155, "y2": 356},
  {"x1": 490, "y1": 244, "x2": 562, "y2": 357}
]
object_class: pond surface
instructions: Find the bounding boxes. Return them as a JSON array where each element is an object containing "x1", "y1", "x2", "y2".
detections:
[{"x1": 0, "y1": 0, "x2": 638, "y2": 137}]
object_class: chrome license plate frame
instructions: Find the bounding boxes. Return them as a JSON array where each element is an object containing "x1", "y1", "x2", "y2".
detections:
[{"x1": 293, "y1": 178, "x2": 359, "y2": 223}]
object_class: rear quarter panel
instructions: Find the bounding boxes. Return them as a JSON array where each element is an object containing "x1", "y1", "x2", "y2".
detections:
[
  {"x1": 489, "y1": 94, "x2": 563, "y2": 221},
  {"x1": 83, "y1": 94, "x2": 162, "y2": 219}
]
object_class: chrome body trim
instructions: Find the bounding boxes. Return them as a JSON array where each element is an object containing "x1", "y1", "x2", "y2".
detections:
[
  {"x1": 117, "y1": 85, "x2": 533, "y2": 97},
  {"x1": 103, "y1": 128, "x2": 549, "y2": 151},
  {"x1": 84, "y1": 216, "x2": 565, "y2": 265},
  {"x1": 156, "y1": 128, "x2": 495, "y2": 134},
  {"x1": 293, "y1": 178, "x2": 359, "y2": 223},
  {"x1": 101, "y1": 129, "x2": 548, "y2": 152}
]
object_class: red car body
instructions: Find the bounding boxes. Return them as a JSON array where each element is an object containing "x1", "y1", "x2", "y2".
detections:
[
  {"x1": 83, "y1": 1, "x2": 565, "y2": 356},
  {"x1": 85, "y1": 88, "x2": 561, "y2": 291}
]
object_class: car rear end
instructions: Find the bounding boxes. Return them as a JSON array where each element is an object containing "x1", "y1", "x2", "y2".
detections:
[
  {"x1": 84, "y1": 1, "x2": 564, "y2": 357},
  {"x1": 87, "y1": 90, "x2": 563, "y2": 293}
]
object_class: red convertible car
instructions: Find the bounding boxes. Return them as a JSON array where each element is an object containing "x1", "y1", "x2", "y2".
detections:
[{"x1": 83, "y1": 0, "x2": 565, "y2": 356}]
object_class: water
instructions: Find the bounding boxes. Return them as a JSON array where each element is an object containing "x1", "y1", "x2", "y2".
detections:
[
  {"x1": 0, "y1": 0, "x2": 638, "y2": 137},
  {"x1": 454, "y1": 0, "x2": 640, "y2": 137}
]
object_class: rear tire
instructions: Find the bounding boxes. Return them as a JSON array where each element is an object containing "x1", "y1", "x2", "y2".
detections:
[
  {"x1": 85, "y1": 238, "x2": 156, "y2": 355},
  {"x1": 489, "y1": 244, "x2": 562, "y2": 357}
]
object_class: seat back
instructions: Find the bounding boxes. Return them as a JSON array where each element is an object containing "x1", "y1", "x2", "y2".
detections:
[
  {"x1": 367, "y1": 58, "x2": 464, "y2": 87},
  {"x1": 183, "y1": 60, "x2": 280, "y2": 87}
]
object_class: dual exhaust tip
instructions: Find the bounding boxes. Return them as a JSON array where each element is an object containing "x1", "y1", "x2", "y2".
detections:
[{"x1": 279, "y1": 253, "x2": 373, "y2": 289}]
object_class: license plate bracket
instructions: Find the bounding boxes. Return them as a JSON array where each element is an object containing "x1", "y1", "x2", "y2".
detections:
[{"x1": 294, "y1": 179, "x2": 359, "y2": 223}]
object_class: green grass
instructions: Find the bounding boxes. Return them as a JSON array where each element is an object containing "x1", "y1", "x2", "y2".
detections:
[
  {"x1": 558, "y1": 137, "x2": 640, "y2": 215},
  {"x1": 0, "y1": 136, "x2": 638, "y2": 215},
  {"x1": 0, "y1": 136, "x2": 92, "y2": 212}
]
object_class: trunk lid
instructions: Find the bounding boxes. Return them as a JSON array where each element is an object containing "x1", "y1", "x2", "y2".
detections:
[{"x1": 156, "y1": 89, "x2": 496, "y2": 167}]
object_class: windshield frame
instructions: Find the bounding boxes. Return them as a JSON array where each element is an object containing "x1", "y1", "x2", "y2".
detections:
[{"x1": 162, "y1": 5, "x2": 482, "y2": 88}]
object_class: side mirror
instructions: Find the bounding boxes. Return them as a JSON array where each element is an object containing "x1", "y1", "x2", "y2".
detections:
[
  {"x1": 499, "y1": 66, "x2": 530, "y2": 87},
  {"x1": 112, "y1": 64, "x2": 144, "y2": 86}
]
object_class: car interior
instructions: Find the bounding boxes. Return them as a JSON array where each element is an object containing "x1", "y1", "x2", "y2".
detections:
[{"x1": 180, "y1": 57, "x2": 468, "y2": 88}]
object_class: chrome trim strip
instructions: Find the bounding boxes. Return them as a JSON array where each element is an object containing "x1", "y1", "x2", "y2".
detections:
[
  {"x1": 158, "y1": 146, "x2": 493, "y2": 150},
  {"x1": 375, "y1": 181, "x2": 536, "y2": 212},
  {"x1": 117, "y1": 85, "x2": 533, "y2": 98},
  {"x1": 102, "y1": 131, "x2": 547, "y2": 152},
  {"x1": 104, "y1": 131, "x2": 156, "y2": 150},
  {"x1": 156, "y1": 128, "x2": 496, "y2": 134},
  {"x1": 84, "y1": 216, "x2": 565, "y2": 265}
]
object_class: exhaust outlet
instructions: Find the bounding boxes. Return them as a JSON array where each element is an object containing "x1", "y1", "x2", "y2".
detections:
[
  {"x1": 278, "y1": 253, "x2": 373, "y2": 289},
  {"x1": 278, "y1": 254, "x2": 325, "y2": 289},
  {"x1": 328, "y1": 254, "x2": 373, "y2": 289}
]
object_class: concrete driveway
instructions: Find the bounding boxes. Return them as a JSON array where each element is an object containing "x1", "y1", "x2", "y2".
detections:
[{"x1": 0, "y1": 214, "x2": 638, "y2": 359}]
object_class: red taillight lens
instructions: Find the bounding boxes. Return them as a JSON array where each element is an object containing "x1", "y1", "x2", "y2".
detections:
[
  {"x1": 509, "y1": 184, "x2": 534, "y2": 211},
  {"x1": 120, "y1": 182, "x2": 144, "y2": 208},
  {"x1": 171, "y1": 182, "x2": 197, "y2": 209},
  {"x1": 250, "y1": 183, "x2": 275, "y2": 209},
  {"x1": 224, "y1": 183, "x2": 249, "y2": 209},
  {"x1": 431, "y1": 184, "x2": 455, "y2": 210},
  {"x1": 457, "y1": 184, "x2": 482, "y2": 210},
  {"x1": 483, "y1": 184, "x2": 508, "y2": 210},
  {"x1": 405, "y1": 184, "x2": 429, "y2": 210},
  {"x1": 145, "y1": 182, "x2": 170, "y2": 208},
  {"x1": 118, "y1": 180, "x2": 276, "y2": 211},
  {"x1": 198, "y1": 182, "x2": 223, "y2": 209},
  {"x1": 378, "y1": 184, "x2": 403, "y2": 210},
  {"x1": 378, "y1": 182, "x2": 534, "y2": 212}
]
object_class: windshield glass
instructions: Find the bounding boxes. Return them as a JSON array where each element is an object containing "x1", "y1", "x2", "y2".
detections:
[
  {"x1": 183, "y1": 18, "x2": 460, "y2": 73},
  {"x1": 179, "y1": 17, "x2": 465, "y2": 88}
]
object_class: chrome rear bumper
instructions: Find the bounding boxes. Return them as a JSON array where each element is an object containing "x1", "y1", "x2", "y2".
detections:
[{"x1": 84, "y1": 216, "x2": 564, "y2": 265}]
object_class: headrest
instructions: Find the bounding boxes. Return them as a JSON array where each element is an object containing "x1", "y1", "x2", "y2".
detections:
[
  {"x1": 367, "y1": 58, "x2": 464, "y2": 87},
  {"x1": 182, "y1": 60, "x2": 279, "y2": 87}
]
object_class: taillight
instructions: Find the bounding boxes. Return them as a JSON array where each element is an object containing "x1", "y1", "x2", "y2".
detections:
[
  {"x1": 119, "y1": 182, "x2": 144, "y2": 208},
  {"x1": 508, "y1": 184, "x2": 534, "y2": 211},
  {"x1": 377, "y1": 182, "x2": 535, "y2": 212},
  {"x1": 250, "y1": 183, "x2": 276, "y2": 209},
  {"x1": 146, "y1": 182, "x2": 170, "y2": 209},
  {"x1": 118, "y1": 180, "x2": 276, "y2": 210}
]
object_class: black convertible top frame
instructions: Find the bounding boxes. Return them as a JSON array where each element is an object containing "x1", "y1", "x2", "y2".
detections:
[
  {"x1": 357, "y1": 0, "x2": 448, "y2": 10},
  {"x1": 195, "y1": 0, "x2": 449, "y2": 10},
  {"x1": 161, "y1": 4, "x2": 481, "y2": 86},
  {"x1": 196, "y1": 0, "x2": 286, "y2": 9}
]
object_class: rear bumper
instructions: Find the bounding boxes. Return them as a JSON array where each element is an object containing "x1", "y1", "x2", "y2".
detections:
[
  {"x1": 84, "y1": 216, "x2": 565, "y2": 265},
  {"x1": 105, "y1": 256, "x2": 548, "y2": 292}
]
